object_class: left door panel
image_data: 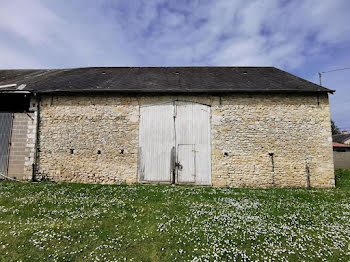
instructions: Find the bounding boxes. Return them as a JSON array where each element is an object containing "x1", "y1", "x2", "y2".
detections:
[{"x1": 138, "y1": 103, "x2": 174, "y2": 183}]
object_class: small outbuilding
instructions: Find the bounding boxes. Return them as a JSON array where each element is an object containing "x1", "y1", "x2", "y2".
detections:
[
  {"x1": 333, "y1": 132, "x2": 350, "y2": 145},
  {"x1": 0, "y1": 67, "x2": 335, "y2": 187},
  {"x1": 332, "y1": 132, "x2": 350, "y2": 169}
]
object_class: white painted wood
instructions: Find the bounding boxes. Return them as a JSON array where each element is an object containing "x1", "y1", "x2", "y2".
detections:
[
  {"x1": 138, "y1": 103, "x2": 174, "y2": 182},
  {"x1": 175, "y1": 101, "x2": 211, "y2": 185},
  {"x1": 177, "y1": 144, "x2": 195, "y2": 183},
  {"x1": 138, "y1": 101, "x2": 211, "y2": 185}
]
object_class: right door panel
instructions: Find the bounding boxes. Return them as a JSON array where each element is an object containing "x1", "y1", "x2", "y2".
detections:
[
  {"x1": 177, "y1": 144, "x2": 195, "y2": 183},
  {"x1": 175, "y1": 102, "x2": 211, "y2": 185}
]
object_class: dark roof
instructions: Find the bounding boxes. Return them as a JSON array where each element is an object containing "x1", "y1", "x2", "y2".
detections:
[
  {"x1": 333, "y1": 134, "x2": 350, "y2": 144},
  {"x1": 0, "y1": 67, "x2": 333, "y2": 94}
]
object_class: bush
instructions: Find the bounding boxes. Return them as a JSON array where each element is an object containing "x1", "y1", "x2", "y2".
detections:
[{"x1": 335, "y1": 169, "x2": 350, "y2": 188}]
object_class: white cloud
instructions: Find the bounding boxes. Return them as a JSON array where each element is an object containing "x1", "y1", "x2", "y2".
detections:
[
  {"x1": 1, "y1": 0, "x2": 349, "y2": 68},
  {"x1": 0, "y1": 0, "x2": 138, "y2": 68},
  {"x1": 0, "y1": 43, "x2": 40, "y2": 68},
  {"x1": 0, "y1": 0, "x2": 349, "y2": 127},
  {"x1": 0, "y1": 0, "x2": 62, "y2": 45}
]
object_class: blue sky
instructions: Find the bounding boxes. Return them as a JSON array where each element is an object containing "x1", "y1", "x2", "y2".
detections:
[{"x1": 1, "y1": 0, "x2": 349, "y2": 130}]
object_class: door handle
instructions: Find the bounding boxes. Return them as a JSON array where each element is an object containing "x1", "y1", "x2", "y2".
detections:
[{"x1": 175, "y1": 162, "x2": 183, "y2": 170}]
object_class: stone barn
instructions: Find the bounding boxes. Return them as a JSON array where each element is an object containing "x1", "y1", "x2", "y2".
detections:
[{"x1": 0, "y1": 67, "x2": 335, "y2": 187}]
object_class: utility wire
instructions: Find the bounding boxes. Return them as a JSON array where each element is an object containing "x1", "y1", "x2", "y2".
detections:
[
  {"x1": 318, "y1": 66, "x2": 350, "y2": 86},
  {"x1": 321, "y1": 66, "x2": 350, "y2": 74}
]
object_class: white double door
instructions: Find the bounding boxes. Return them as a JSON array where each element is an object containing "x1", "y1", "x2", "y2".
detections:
[{"x1": 138, "y1": 101, "x2": 211, "y2": 185}]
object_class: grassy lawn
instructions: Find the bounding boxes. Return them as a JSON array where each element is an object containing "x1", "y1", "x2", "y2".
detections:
[{"x1": 0, "y1": 171, "x2": 350, "y2": 261}]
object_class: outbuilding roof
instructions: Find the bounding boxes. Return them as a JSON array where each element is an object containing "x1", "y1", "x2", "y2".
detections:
[
  {"x1": 333, "y1": 134, "x2": 350, "y2": 144},
  {"x1": 0, "y1": 67, "x2": 333, "y2": 94},
  {"x1": 333, "y1": 142, "x2": 350, "y2": 148}
]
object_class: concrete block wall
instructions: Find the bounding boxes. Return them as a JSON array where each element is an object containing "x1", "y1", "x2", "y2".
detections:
[
  {"x1": 7, "y1": 112, "x2": 35, "y2": 180},
  {"x1": 333, "y1": 151, "x2": 350, "y2": 169},
  {"x1": 37, "y1": 93, "x2": 335, "y2": 188}
]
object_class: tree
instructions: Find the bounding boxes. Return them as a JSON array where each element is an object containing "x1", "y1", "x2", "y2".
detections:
[{"x1": 331, "y1": 120, "x2": 341, "y2": 135}]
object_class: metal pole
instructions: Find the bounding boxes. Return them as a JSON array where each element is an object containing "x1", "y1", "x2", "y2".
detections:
[
  {"x1": 306, "y1": 163, "x2": 310, "y2": 188},
  {"x1": 318, "y1": 66, "x2": 350, "y2": 86},
  {"x1": 318, "y1": 72, "x2": 322, "y2": 86},
  {"x1": 269, "y1": 153, "x2": 275, "y2": 187}
]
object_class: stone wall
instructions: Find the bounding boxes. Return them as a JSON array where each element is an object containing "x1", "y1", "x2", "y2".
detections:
[
  {"x1": 211, "y1": 94, "x2": 334, "y2": 188},
  {"x1": 37, "y1": 93, "x2": 334, "y2": 187},
  {"x1": 37, "y1": 95, "x2": 139, "y2": 184}
]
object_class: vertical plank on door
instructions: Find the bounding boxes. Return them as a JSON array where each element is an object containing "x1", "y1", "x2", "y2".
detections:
[
  {"x1": 192, "y1": 103, "x2": 211, "y2": 185},
  {"x1": 175, "y1": 102, "x2": 211, "y2": 185},
  {"x1": 177, "y1": 144, "x2": 195, "y2": 183},
  {"x1": 138, "y1": 103, "x2": 174, "y2": 182}
]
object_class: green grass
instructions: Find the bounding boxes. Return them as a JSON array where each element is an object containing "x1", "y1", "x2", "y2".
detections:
[
  {"x1": 0, "y1": 170, "x2": 350, "y2": 261},
  {"x1": 335, "y1": 169, "x2": 350, "y2": 188}
]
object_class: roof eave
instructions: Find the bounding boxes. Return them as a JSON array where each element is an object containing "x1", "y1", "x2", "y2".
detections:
[
  {"x1": 30, "y1": 89, "x2": 334, "y2": 94},
  {"x1": 0, "y1": 90, "x2": 31, "y2": 94}
]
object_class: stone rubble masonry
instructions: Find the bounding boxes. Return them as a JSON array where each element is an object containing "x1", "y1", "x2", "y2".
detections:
[{"x1": 36, "y1": 93, "x2": 335, "y2": 188}]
